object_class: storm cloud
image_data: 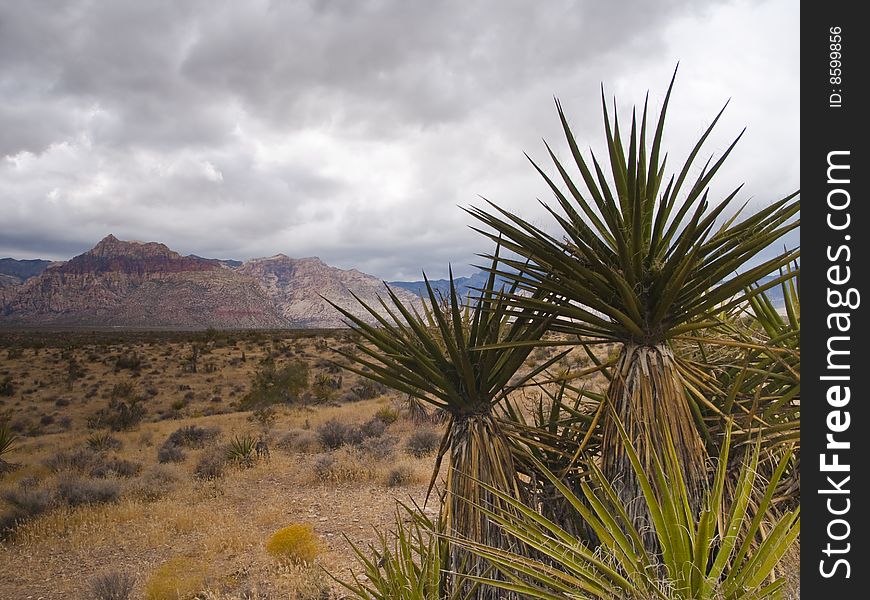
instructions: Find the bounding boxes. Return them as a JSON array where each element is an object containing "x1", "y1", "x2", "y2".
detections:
[{"x1": 0, "y1": 0, "x2": 798, "y2": 279}]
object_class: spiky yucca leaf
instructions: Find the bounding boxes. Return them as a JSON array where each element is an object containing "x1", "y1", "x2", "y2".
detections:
[
  {"x1": 451, "y1": 418, "x2": 800, "y2": 600},
  {"x1": 335, "y1": 503, "x2": 472, "y2": 600},
  {"x1": 326, "y1": 250, "x2": 563, "y2": 599},
  {"x1": 467, "y1": 68, "x2": 799, "y2": 537},
  {"x1": 0, "y1": 423, "x2": 17, "y2": 459}
]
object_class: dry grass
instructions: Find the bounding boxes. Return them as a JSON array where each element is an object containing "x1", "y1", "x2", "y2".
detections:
[{"x1": 0, "y1": 330, "x2": 442, "y2": 599}]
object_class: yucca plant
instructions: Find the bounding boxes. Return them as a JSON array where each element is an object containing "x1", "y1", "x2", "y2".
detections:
[
  {"x1": 680, "y1": 266, "x2": 800, "y2": 509},
  {"x1": 0, "y1": 422, "x2": 18, "y2": 473},
  {"x1": 225, "y1": 434, "x2": 257, "y2": 467},
  {"x1": 499, "y1": 379, "x2": 604, "y2": 539},
  {"x1": 467, "y1": 69, "x2": 799, "y2": 534},
  {"x1": 327, "y1": 254, "x2": 564, "y2": 599},
  {"x1": 336, "y1": 502, "x2": 472, "y2": 600},
  {"x1": 452, "y1": 417, "x2": 800, "y2": 599}
]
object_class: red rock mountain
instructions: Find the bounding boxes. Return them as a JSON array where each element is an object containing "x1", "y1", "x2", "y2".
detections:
[{"x1": 1, "y1": 235, "x2": 420, "y2": 329}]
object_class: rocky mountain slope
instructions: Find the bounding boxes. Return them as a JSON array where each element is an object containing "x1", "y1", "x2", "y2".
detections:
[{"x1": 0, "y1": 235, "x2": 420, "y2": 329}]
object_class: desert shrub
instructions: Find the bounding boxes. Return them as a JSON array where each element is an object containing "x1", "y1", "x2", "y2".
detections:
[
  {"x1": 385, "y1": 465, "x2": 414, "y2": 487},
  {"x1": 405, "y1": 429, "x2": 441, "y2": 458},
  {"x1": 277, "y1": 429, "x2": 320, "y2": 454},
  {"x1": 166, "y1": 425, "x2": 219, "y2": 448},
  {"x1": 56, "y1": 475, "x2": 121, "y2": 506},
  {"x1": 6, "y1": 348, "x2": 23, "y2": 360},
  {"x1": 312, "y1": 450, "x2": 372, "y2": 483},
  {"x1": 311, "y1": 374, "x2": 341, "y2": 402},
  {"x1": 145, "y1": 557, "x2": 206, "y2": 600},
  {"x1": 373, "y1": 406, "x2": 399, "y2": 425},
  {"x1": 157, "y1": 443, "x2": 186, "y2": 464},
  {"x1": 360, "y1": 416, "x2": 388, "y2": 438},
  {"x1": 87, "y1": 431, "x2": 123, "y2": 453},
  {"x1": 357, "y1": 435, "x2": 397, "y2": 460},
  {"x1": 91, "y1": 458, "x2": 142, "y2": 479},
  {"x1": 54, "y1": 397, "x2": 71, "y2": 407},
  {"x1": 266, "y1": 524, "x2": 319, "y2": 565},
  {"x1": 67, "y1": 357, "x2": 86, "y2": 384},
  {"x1": 45, "y1": 447, "x2": 99, "y2": 473},
  {"x1": 114, "y1": 352, "x2": 143, "y2": 372},
  {"x1": 316, "y1": 419, "x2": 350, "y2": 450},
  {"x1": 1, "y1": 481, "x2": 54, "y2": 526},
  {"x1": 194, "y1": 453, "x2": 226, "y2": 480},
  {"x1": 248, "y1": 405, "x2": 277, "y2": 430},
  {"x1": 0, "y1": 376, "x2": 14, "y2": 396},
  {"x1": 129, "y1": 464, "x2": 183, "y2": 501},
  {"x1": 89, "y1": 391, "x2": 146, "y2": 431},
  {"x1": 87, "y1": 570, "x2": 136, "y2": 600},
  {"x1": 349, "y1": 380, "x2": 386, "y2": 401},
  {"x1": 241, "y1": 361, "x2": 309, "y2": 408}
]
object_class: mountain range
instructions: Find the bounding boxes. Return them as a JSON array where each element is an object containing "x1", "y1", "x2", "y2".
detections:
[
  {"x1": 0, "y1": 235, "x2": 422, "y2": 329},
  {"x1": 0, "y1": 235, "x2": 789, "y2": 330}
]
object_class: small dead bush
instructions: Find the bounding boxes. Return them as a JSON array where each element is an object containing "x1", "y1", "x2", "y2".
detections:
[
  {"x1": 56, "y1": 475, "x2": 121, "y2": 506},
  {"x1": 88, "y1": 570, "x2": 136, "y2": 600},
  {"x1": 385, "y1": 464, "x2": 414, "y2": 487},
  {"x1": 129, "y1": 465, "x2": 183, "y2": 501},
  {"x1": 405, "y1": 429, "x2": 441, "y2": 458},
  {"x1": 316, "y1": 419, "x2": 350, "y2": 450}
]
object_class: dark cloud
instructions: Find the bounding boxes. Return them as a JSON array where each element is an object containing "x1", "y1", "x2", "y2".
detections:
[{"x1": 0, "y1": 0, "x2": 798, "y2": 278}]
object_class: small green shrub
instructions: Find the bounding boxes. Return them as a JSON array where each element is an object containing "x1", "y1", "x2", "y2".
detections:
[
  {"x1": 266, "y1": 524, "x2": 319, "y2": 565},
  {"x1": 225, "y1": 434, "x2": 257, "y2": 467},
  {"x1": 88, "y1": 387, "x2": 146, "y2": 431},
  {"x1": 374, "y1": 406, "x2": 399, "y2": 425},
  {"x1": 87, "y1": 432, "x2": 123, "y2": 453},
  {"x1": 312, "y1": 374, "x2": 341, "y2": 402},
  {"x1": 241, "y1": 361, "x2": 309, "y2": 408}
]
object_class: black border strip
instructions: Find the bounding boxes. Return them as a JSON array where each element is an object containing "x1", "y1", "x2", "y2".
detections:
[{"x1": 802, "y1": 4, "x2": 868, "y2": 596}]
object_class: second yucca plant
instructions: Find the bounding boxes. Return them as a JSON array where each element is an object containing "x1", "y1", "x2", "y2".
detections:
[{"x1": 328, "y1": 255, "x2": 560, "y2": 599}]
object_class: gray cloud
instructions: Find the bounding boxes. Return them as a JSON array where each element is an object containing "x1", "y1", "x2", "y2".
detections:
[{"x1": 0, "y1": 0, "x2": 798, "y2": 279}]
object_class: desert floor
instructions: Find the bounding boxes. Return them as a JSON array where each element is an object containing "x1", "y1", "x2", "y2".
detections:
[{"x1": 0, "y1": 329, "x2": 597, "y2": 599}]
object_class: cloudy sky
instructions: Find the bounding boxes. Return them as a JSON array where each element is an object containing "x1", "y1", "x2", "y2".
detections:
[{"x1": 0, "y1": 0, "x2": 798, "y2": 280}]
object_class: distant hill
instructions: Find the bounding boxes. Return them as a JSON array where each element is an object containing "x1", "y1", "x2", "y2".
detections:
[
  {"x1": 388, "y1": 270, "x2": 493, "y2": 299},
  {"x1": 392, "y1": 271, "x2": 791, "y2": 310},
  {"x1": 0, "y1": 235, "x2": 420, "y2": 329},
  {"x1": 0, "y1": 258, "x2": 52, "y2": 282}
]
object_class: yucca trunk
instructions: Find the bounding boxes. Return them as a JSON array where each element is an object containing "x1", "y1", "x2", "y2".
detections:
[
  {"x1": 601, "y1": 344, "x2": 708, "y2": 550},
  {"x1": 444, "y1": 410, "x2": 521, "y2": 600}
]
